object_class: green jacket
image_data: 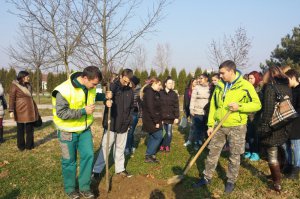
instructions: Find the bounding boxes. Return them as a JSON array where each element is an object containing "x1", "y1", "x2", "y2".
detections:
[{"x1": 207, "y1": 71, "x2": 261, "y2": 127}]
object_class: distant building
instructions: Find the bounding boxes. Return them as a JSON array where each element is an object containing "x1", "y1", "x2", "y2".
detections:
[{"x1": 42, "y1": 74, "x2": 47, "y2": 91}]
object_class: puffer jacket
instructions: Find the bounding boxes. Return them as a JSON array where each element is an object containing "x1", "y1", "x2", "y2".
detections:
[
  {"x1": 159, "y1": 89, "x2": 179, "y2": 124},
  {"x1": 189, "y1": 84, "x2": 210, "y2": 116},
  {"x1": 207, "y1": 71, "x2": 261, "y2": 127},
  {"x1": 142, "y1": 85, "x2": 162, "y2": 133},
  {"x1": 9, "y1": 80, "x2": 39, "y2": 123},
  {"x1": 258, "y1": 78, "x2": 292, "y2": 146}
]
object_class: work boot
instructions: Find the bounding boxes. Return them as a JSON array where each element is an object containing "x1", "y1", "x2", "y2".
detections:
[
  {"x1": 269, "y1": 164, "x2": 282, "y2": 193},
  {"x1": 224, "y1": 182, "x2": 235, "y2": 193},
  {"x1": 286, "y1": 167, "x2": 300, "y2": 180},
  {"x1": 67, "y1": 191, "x2": 80, "y2": 199},
  {"x1": 192, "y1": 177, "x2": 211, "y2": 188},
  {"x1": 0, "y1": 127, "x2": 4, "y2": 143},
  {"x1": 79, "y1": 190, "x2": 95, "y2": 199}
]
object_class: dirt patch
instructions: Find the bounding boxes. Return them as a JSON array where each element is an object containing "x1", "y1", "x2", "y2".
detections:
[{"x1": 96, "y1": 175, "x2": 177, "y2": 199}]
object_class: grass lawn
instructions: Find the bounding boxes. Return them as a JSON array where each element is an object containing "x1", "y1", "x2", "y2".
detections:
[{"x1": 1, "y1": 118, "x2": 300, "y2": 199}]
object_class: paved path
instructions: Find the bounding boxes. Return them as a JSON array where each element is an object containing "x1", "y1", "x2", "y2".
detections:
[{"x1": 3, "y1": 112, "x2": 103, "y2": 127}]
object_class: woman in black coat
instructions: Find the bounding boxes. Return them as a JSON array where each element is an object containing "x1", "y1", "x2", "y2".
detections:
[
  {"x1": 159, "y1": 77, "x2": 179, "y2": 152},
  {"x1": 258, "y1": 66, "x2": 292, "y2": 192},
  {"x1": 142, "y1": 77, "x2": 163, "y2": 163},
  {"x1": 284, "y1": 69, "x2": 300, "y2": 179}
]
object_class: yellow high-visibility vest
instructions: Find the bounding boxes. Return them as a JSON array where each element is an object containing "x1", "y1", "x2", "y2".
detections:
[{"x1": 52, "y1": 78, "x2": 96, "y2": 133}]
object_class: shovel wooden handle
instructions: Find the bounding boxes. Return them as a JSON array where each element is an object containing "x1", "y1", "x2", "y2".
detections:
[{"x1": 183, "y1": 111, "x2": 232, "y2": 175}]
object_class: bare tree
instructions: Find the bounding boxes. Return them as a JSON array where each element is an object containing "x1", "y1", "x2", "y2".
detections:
[
  {"x1": 129, "y1": 44, "x2": 147, "y2": 71},
  {"x1": 152, "y1": 42, "x2": 171, "y2": 73},
  {"x1": 8, "y1": 24, "x2": 54, "y2": 103},
  {"x1": 9, "y1": 0, "x2": 96, "y2": 75},
  {"x1": 208, "y1": 26, "x2": 252, "y2": 68},
  {"x1": 207, "y1": 39, "x2": 226, "y2": 68},
  {"x1": 76, "y1": 0, "x2": 168, "y2": 79}
]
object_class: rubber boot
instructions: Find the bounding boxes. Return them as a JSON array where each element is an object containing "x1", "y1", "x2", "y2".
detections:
[
  {"x1": 0, "y1": 127, "x2": 4, "y2": 143},
  {"x1": 269, "y1": 164, "x2": 282, "y2": 193}
]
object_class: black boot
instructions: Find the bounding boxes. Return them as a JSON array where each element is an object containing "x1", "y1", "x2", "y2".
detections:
[
  {"x1": 0, "y1": 127, "x2": 4, "y2": 143},
  {"x1": 269, "y1": 164, "x2": 282, "y2": 193},
  {"x1": 282, "y1": 164, "x2": 293, "y2": 175},
  {"x1": 286, "y1": 167, "x2": 300, "y2": 179}
]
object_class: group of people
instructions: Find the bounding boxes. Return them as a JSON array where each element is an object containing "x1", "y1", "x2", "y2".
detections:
[{"x1": 2, "y1": 60, "x2": 300, "y2": 198}]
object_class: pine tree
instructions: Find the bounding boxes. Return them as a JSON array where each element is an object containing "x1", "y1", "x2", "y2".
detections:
[
  {"x1": 194, "y1": 67, "x2": 202, "y2": 78},
  {"x1": 150, "y1": 68, "x2": 157, "y2": 77},
  {"x1": 162, "y1": 68, "x2": 170, "y2": 81},
  {"x1": 170, "y1": 67, "x2": 178, "y2": 89},
  {"x1": 47, "y1": 72, "x2": 55, "y2": 93},
  {"x1": 134, "y1": 69, "x2": 141, "y2": 79},
  {"x1": 177, "y1": 69, "x2": 187, "y2": 95},
  {"x1": 6, "y1": 67, "x2": 17, "y2": 93},
  {"x1": 140, "y1": 70, "x2": 149, "y2": 86}
]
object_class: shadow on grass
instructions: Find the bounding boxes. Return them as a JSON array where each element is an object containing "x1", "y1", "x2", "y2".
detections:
[
  {"x1": 4, "y1": 121, "x2": 53, "y2": 141},
  {"x1": 1, "y1": 189, "x2": 20, "y2": 199},
  {"x1": 35, "y1": 130, "x2": 57, "y2": 147},
  {"x1": 170, "y1": 166, "x2": 212, "y2": 199}
]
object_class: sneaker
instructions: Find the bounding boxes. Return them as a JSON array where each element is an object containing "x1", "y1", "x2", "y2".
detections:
[
  {"x1": 117, "y1": 170, "x2": 133, "y2": 178},
  {"x1": 165, "y1": 146, "x2": 170, "y2": 152},
  {"x1": 193, "y1": 145, "x2": 199, "y2": 151},
  {"x1": 192, "y1": 177, "x2": 211, "y2": 188},
  {"x1": 132, "y1": 147, "x2": 136, "y2": 153},
  {"x1": 224, "y1": 182, "x2": 235, "y2": 193},
  {"x1": 92, "y1": 172, "x2": 100, "y2": 181},
  {"x1": 249, "y1": 153, "x2": 260, "y2": 161},
  {"x1": 244, "y1": 152, "x2": 252, "y2": 159},
  {"x1": 125, "y1": 148, "x2": 131, "y2": 156},
  {"x1": 79, "y1": 190, "x2": 95, "y2": 199},
  {"x1": 67, "y1": 191, "x2": 80, "y2": 199},
  {"x1": 145, "y1": 155, "x2": 159, "y2": 163},
  {"x1": 198, "y1": 140, "x2": 203, "y2": 145},
  {"x1": 183, "y1": 140, "x2": 191, "y2": 147},
  {"x1": 159, "y1": 146, "x2": 164, "y2": 151}
]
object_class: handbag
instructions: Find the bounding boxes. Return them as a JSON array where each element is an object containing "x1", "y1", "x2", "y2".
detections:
[
  {"x1": 269, "y1": 83, "x2": 298, "y2": 129},
  {"x1": 33, "y1": 115, "x2": 43, "y2": 128},
  {"x1": 179, "y1": 116, "x2": 188, "y2": 128}
]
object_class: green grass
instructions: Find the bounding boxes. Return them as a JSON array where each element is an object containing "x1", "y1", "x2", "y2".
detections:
[{"x1": 1, "y1": 120, "x2": 300, "y2": 198}]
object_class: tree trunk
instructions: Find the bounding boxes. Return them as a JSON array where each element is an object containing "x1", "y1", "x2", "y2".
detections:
[{"x1": 36, "y1": 67, "x2": 40, "y2": 104}]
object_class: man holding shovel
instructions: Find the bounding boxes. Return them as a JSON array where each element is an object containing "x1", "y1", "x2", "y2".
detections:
[
  {"x1": 193, "y1": 60, "x2": 261, "y2": 193},
  {"x1": 93, "y1": 69, "x2": 134, "y2": 178},
  {"x1": 52, "y1": 66, "x2": 111, "y2": 199}
]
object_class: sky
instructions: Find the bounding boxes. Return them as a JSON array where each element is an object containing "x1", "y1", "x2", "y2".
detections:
[{"x1": 0, "y1": 0, "x2": 300, "y2": 74}]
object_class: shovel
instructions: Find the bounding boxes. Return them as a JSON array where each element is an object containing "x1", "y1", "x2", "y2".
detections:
[{"x1": 167, "y1": 111, "x2": 231, "y2": 185}]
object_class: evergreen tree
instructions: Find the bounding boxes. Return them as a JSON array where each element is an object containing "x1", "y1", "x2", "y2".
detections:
[
  {"x1": 266, "y1": 25, "x2": 300, "y2": 70},
  {"x1": 177, "y1": 69, "x2": 187, "y2": 95},
  {"x1": 47, "y1": 72, "x2": 55, "y2": 93},
  {"x1": 0, "y1": 68, "x2": 7, "y2": 92},
  {"x1": 140, "y1": 70, "x2": 149, "y2": 86},
  {"x1": 150, "y1": 68, "x2": 157, "y2": 77},
  {"x1": 170, "y1": 67, "x2": 177, "y2": 81},
  {"x1": 6, "y1": 68, "x2": 17, "y2": 94},
  {"x1": 162, "y1": 68, "x2": 170, "y2": 81},
  {"x1": 134, "y1": 69, "x2": 141, "y2": 79},
  {"x1": 194, "y1": 67, "x2": 202, "y2": 78}
]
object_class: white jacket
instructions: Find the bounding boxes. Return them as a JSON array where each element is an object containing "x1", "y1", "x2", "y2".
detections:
[{"x1": 189, "y1": 84, "x2": 210, "y2": 115}]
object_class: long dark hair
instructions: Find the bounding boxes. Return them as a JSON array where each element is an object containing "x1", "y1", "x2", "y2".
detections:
[
  {"x1": 17, "y1": 71, "x2": 30, "y2": 84},
  {"x1": 267, "y1": 66, "x2": 289, "y2": 83}
]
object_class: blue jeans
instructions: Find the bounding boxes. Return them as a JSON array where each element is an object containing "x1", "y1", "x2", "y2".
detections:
[
  {"x1": 161, "y1": 123, "x2": 173, "y2": 147},
  {"x1": 282, "y1": 140, "x2": 293, "y2": 165},
  {"x1": 188, "y1": 114, "x2": 207, "y2": 142},
  {"x1": 146, "y1": 129, "x2": 163, "y2": 156},
  {"x1": 125, "y1": 112, "x2": 139, "y2": 150},
  {"x1": 291, "y1": 139, "x2": 300, "y2": 167}
]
